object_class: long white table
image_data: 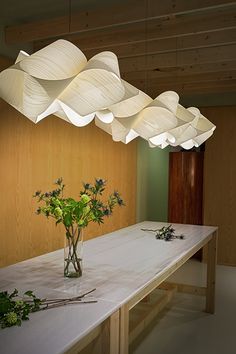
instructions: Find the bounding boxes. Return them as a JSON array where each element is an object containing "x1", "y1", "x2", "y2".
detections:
[{"x1": 0, "y1": 221, "x2": 217, "y2": 354}]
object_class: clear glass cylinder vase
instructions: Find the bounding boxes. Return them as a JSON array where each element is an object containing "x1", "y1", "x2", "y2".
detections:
[{"x1": 64, "y1": 226, "x2": 83, "y2": 278}]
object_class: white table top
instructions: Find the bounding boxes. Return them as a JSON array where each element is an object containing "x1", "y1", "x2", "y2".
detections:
[{"x1": 0, "y1": 221, "x2": 217, "y2": 354}]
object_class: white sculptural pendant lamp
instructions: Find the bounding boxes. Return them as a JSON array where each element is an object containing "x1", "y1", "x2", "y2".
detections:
[
  {"x1": 0, "y1": 39, "x2": 215, "y2": 149},
  {"x1": 0, "y1": 40, "x2": 138, "y2": 125}
]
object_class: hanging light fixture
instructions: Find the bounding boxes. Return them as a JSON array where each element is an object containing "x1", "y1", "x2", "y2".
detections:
[
  {"x1": 96, "y1": 90, "x2": 216, "y2": 149},
  {"x1": 0, "y1": 40, "x2": 215, "y2": 148},
  {"x1": 93, "y1": 0, "x2": 215, "y2": 149},
  {"x1": 0, "y1": 40, "x2": 139, "y2": 126}
]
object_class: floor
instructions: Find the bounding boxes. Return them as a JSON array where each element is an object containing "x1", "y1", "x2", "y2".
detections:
[{"x1": 130, "y1": 260, "x2": 236, "y2": 354}]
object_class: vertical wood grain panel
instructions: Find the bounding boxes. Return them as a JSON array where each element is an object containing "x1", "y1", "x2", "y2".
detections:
[
  {"x1": 168, "y1": 152, "x2": 203, "y2": 225},
  {"x1": 0, "y1": 101, "x2": 137, "y2": 267},
  {"x1": 168, "y1": 151, "x2": 204, "y2": 260},
  {"x1": 202, "y1": 106, "x2": 236, "y2": 266}
]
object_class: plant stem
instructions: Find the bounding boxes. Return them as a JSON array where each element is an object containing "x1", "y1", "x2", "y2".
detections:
[
  {"x1": 64, "y1": 225, "x2": 83, "y2": 277},
  {"x1": 25, "y1": 289, "x2": 97, "y2": 305}
]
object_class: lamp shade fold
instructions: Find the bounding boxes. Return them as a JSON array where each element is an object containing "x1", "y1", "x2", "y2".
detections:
[{"x1": 0, "y1": 39, "x2": 215, "y2": 148}]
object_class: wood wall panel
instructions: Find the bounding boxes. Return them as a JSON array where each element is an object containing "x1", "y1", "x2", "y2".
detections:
[
  {"x1": 168, "y1": 152, "x2": 204, "y2": 225},
  {"x1": 202, "y1": 106, "x2": 236, "y2": 266},
  {"x1": 0, "y1": 101, "x2": 137, "y2": 267}
]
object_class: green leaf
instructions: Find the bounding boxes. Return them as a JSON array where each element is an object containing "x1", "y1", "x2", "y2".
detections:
[
  {"x1": 24, "y1": 290, "x2": 34, "y2": 298},
  {"x1": 0, "y1": 298, "x2": 11, "y2": 315},
  {"x1": 64, "y1": 213, "x2": 72, "y2": 227},
  {"x1": 34, "y1": 177, "x2": 124, "y2": 230},
  {"x1": 9, "y1": 289, "x2": 18, "y2": 299},
  {"x1": 74, "y1": 204, "x2": 83, "y2": 219}
]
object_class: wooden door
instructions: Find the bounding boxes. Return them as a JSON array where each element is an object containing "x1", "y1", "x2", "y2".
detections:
[{"x1": 168, "y1": 151, "x2": 204, "y2": 225}]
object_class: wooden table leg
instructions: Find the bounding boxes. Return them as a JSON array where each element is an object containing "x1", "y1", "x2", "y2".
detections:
[
  {"x1": 206, "y1": 231, "x2": 218, "y2": 313},
  {"x1": 120, "y1": 304, "x2": 129, "y2": 354},
  {"x1": 89, "y1": 310, "x2": 120, "y2": 354},
  {"x1": 109, "y1": 310, "x2": 120, "y2": 354}
]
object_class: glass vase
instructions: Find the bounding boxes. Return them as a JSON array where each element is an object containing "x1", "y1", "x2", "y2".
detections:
[{"x1": 64, "y1": 225, "x2": 83, "y2": 278}]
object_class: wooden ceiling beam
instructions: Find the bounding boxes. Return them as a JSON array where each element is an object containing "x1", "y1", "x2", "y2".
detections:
[
  {"x1": 118, "y1": 44, "x2": 236, "y2": 73},
  {"x1": 0, "y1": 56, "x2": 13, "y2": 70},
  {"x1": 6, "y1": 17, "x2": 69, "y2": 45},
  {"x1": 5, "y1": 0, "x2": 236, "y2": 44},
  {"x1": 129, "y1": 70, "x2": 236, "y2": 86},
  {"x1": 136, "y1": 79, "x2": 236, "y2": 97},
  {"x1": 122, "y1": 60, "x2": 236, "y2": 80},
  {"x1": 80, "y1": 28, "x2": 236, "y2": 60},
  {"x1": 33, "y1": 6, "x2": 236, "y2": 53}
]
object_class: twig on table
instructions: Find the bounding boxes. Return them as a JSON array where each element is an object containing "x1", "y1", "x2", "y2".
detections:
[
  {"x1": 141, "y1": 226, "x2": 185, "y2": 241},
  {"x1": 24, "y1": 288, "x2": 97, "y2": 305},
  {"x1": 41, "y1": 299, "x2": 97, "y2": 310}
]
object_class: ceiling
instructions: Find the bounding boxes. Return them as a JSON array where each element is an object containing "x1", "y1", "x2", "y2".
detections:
[{"x1": 1, "y1": 0, "x2": 236, "y2": 105}]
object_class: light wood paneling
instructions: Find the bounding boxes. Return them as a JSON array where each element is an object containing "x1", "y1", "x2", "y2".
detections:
[
  {"x1": 119, "y1": 44, "x2": 236, "y2": 73},
  {"x1": 123, "y1": 60, "x2": 236, "y2": 83},
  {"x1": 203, "y1": 106, "x2": 236, "y2": 266},
  {"x1": 6, "y1": 0, "x2": 233, "y2": 44},
  {"x1": 4, "y1": 1, "x2": 236, "y2": 97},
  {"x1": 80, "y1": 28, "x2": 236, "y2": 60},
  {"x1": 0, "y1": 100, "x2": 137, "y2": 267},
  {"x1": 130, "y1": 78, "x2": 236, "y2": 98},
  {"x1": 34, "y1": 6, "x2": 236, "y2": 52}
]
